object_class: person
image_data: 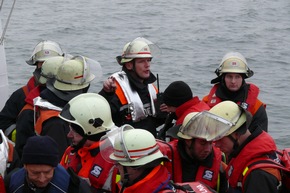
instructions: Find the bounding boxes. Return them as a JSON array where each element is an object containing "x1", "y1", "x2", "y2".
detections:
[
  {"x1": 14, "y1": 55, "x2": 66, "y2": 159},
  {"x1": 158, "y1": 81, "x2": 210, "y2": 140},
  {"x1": 15, "y1": 55, "x2": 98, "y2": 159},
  {"x1": 163, "y1": 112, "x2": 228, "y2": 193},
  {"x1": 208, "y1": 100, "x2": 280, "y2": 193},
  {"x1": 100, "y1": 124, "x2": 217, "y2": 193},
  {"x1": 99, "y1": 37, "x2": 167, "y2": 137},
  {"x1": 202, "y1": 52, "x2": 268, "y2": 132},
  {"x1": 103, "y1": 125, "x2": 172, "y2": 192},
  {"x1": 0, "y1": 40, "x2": 64, "y2": 138},
  {"x1": 4, "y1": 135, "x2": 91, "y2": 193},
  {"x1": 59, "y1": 93, "x2": 117, "y2": 193},
  {"x1": 8, "y1": 56, "x2": 67, "y2": 143}
]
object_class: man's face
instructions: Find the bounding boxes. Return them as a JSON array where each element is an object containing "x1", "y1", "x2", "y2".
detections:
[
  {"x1": 224, "y1": 73, "x2": 243, "y2": 92},
  {"x1": 25, "y1": 164, "x2": 54, "y2": 188},
  {"x1": 115, "y1": 163, "x2": 144, "y2": 186},
  {"x1": 126, "y1": 58, "x2": 151, "y2": 80},
  {"x1": 67, "y1": 125, "x2": 84, "y2": 146},
  {"x1": 36, "y1": 61, "x2": 44, "y2": 69},
  {"x1": 214, "y1": 136, "x2": 234, "y2": 156},
  {"x1": 185, "y1": 138, "x2": 213, "y2": 161}
]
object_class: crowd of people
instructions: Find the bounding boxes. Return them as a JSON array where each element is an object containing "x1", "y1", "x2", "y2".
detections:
[{"x1": 0, "y1": 37, "x2": 284, "y2": 193}]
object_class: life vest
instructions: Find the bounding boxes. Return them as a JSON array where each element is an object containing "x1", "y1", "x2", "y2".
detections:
[
  {"x1": 60, "y1": 142, "x2": 114, "y2": 191},
  {"x1": 119, "y1": 165, "x2": 171, "y2": 193},
  {"x1": 225, "y1": 131, "x2": 277, "y2": 190},
  {"x1": 164, "y1": 140, "x2": 222, "y2": 190},
  {"x1": 21, "y1": 85, "x2": 30, "y2": 98},
  {"x1": 203, "y1": 83, "x2": 265, "y2": 116},
  {"x1": 241, "y1": 148, "x2": 290, "y2": 193},
  {"x1": 21, "y1": 76, "x2": 36, "y2": 98},
  {"x1": 9, "y1": 165, "x2": 70, "y2": 193},
  {"x1": 112, "y1": 71, "x2": 158, "y2": 122},
  {"x1": 24, "y1": 85, "x2": 42, "y2": 105},
  {"x1": 33, "y1": 96, "x2": 62, "y2": 135}
]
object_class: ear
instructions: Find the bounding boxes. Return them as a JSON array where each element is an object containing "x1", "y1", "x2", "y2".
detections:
[
  {"x1": 125, "y1": 62, "x2": 133, "y2": 70},
  {"x1": 233, "y1": 132, "x2": 241, "y2": 139}
]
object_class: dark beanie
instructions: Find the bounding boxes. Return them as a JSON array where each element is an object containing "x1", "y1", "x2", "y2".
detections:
[
  {"x1": 163, "y1": 81, "x2": 193, "y2": 107},
  {"x1": 22, "y1": 135, "x2": 59, "y2": 167}
]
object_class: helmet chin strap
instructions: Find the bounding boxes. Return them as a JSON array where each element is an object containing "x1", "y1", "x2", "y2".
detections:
[
  {"x1": 120, "y1": 166, "x2": 129, "y2": 193},
  {"x1": 227, "y1": 134, "x2": 239, "y2": 150}
]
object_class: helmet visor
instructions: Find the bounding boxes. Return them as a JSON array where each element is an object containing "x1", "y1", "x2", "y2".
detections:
[
  {"x1": 100, "y1": 124, "x2": 134, "y2": 164},
  {"x1": 179, "y1": 111, "x2": 234, "y2": 141},
  {"x1": 70, "y1": 55, "x2": 100, "y2": 84}
]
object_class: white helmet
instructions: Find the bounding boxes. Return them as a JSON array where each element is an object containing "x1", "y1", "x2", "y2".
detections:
[
  {"x1": 59, "y1": 93, "x2": 116, "y2": 139},
  {"x1": 38, "y1": 56, "x2": 66, "y2": 85},
  {"x1": 26, "y1": 40, "x2": 64, "y2": 65},
  {"x1": 53, "y1": 55, "x2": 97, "y2": 91},
  {"x1": 208, "y1": 101, "x2": 248, "y2": 138},
  {"x1": 215, "y1": 52, "x2": 254, "y2": 78},
  {"x1": 117, "y1": 37, "x2": 160, "y2": 65},
  {"x1": 177, "y1": 111, "x2": 234, "y2": 141},
  {"x1": 100, "y1": 125, "x2": 168, "y2": 167}
]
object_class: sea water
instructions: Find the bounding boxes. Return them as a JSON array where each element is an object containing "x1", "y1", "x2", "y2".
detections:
[{"x1": 1, "y1": 0, "x2": 290, "y2": 148}]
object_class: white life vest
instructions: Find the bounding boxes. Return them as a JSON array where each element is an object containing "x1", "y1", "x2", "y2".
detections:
[
  {"x1": 112, "y1": 71, "x2": 157, "y2": 122},
  {"x1": 0, "y1": 130, "x2": 9, "y2": 177}
]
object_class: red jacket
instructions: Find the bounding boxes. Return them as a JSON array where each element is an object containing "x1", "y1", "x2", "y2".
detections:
[{"x1": 175, "y1": 97, "x2": 210, "y2": 125}]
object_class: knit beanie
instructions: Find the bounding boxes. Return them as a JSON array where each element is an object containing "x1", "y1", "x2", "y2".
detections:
[
  {"x1": 22, "y1": 135, "x2": 59, "y2": 167},
  {"x1": 163, "y1": 81, "x2": 193, "y2": 107}
]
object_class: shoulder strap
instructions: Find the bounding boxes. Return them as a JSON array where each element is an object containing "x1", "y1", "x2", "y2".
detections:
[{"x1": 242, "y1": 158, "x2": 286, "y2": 184}]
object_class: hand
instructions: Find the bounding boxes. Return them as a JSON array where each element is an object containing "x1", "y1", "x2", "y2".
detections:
[
  {"x1": 103, "y1": 77, "x2": 116, "y2": 93},
  {"x1": 159, "y1": 103, "x2": 169, "y2": 112}
]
